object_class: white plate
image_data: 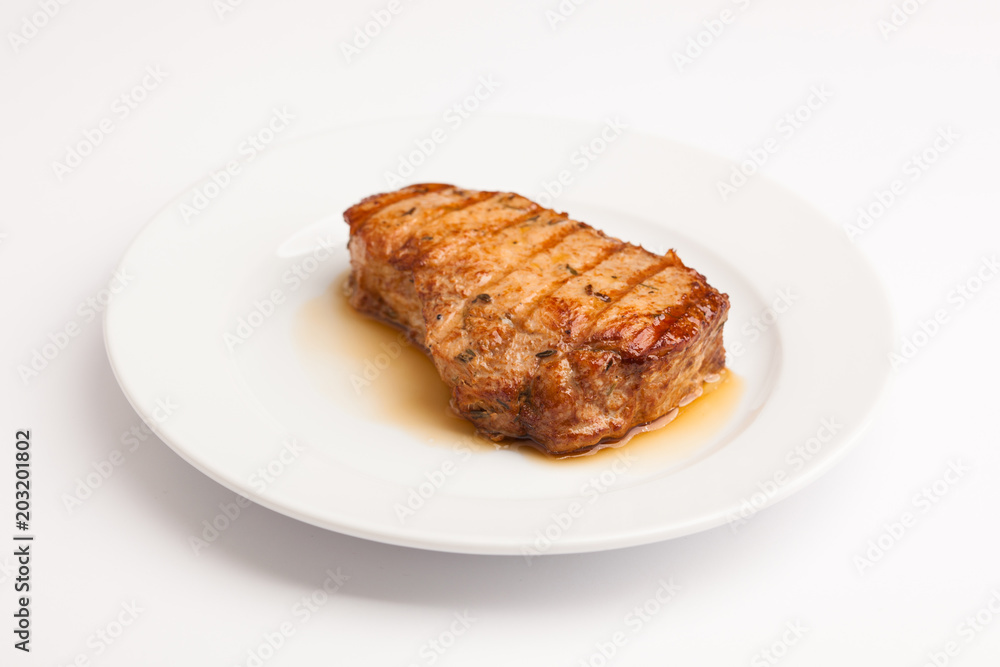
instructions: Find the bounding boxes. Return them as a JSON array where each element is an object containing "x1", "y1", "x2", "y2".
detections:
[{"x1": 104, "y1": 115, "x2": 893, "y2": 555}]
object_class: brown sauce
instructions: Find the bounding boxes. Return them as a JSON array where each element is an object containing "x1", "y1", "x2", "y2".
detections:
[{"x1": 295, "y1": 276, "x2": 743, "y2": 464}]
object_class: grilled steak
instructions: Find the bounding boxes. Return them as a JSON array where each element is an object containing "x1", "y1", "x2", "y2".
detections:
[{"x1": 344, "y1": 183, "x2": 729, "y2": 456}]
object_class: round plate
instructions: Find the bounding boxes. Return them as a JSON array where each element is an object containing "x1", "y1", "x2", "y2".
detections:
[{"x1": 104, "y1": 115, "x2": 892, "y2": 555}]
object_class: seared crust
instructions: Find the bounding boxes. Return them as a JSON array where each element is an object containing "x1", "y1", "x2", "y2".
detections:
[{"x1": 344, "y1": 184, "x2": 729, "y2": 455}]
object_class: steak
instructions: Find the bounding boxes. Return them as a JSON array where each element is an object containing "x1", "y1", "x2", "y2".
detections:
[{"x1": 344, "y1": 183, "x2": 729, "y2": 456}]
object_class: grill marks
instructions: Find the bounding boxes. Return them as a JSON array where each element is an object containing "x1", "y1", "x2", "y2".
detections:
[
  {"x1": 350, "y1": 185, "x2": 709, "y2": 364},
  {"x1": 368, "y1": 189, "x2": 494, "y2": 260},
  {"x1": 525, "y1": 245, "x2": 674, "y2": 344},
  {"x1": 502, "y1": 233, "x2": 624, "y2": 334},
  {"x1": 438, "y1": 210, "x2": 574, "y2": 297},
  {"x1": 421, "y1": 210, "x2": 578, "y2": 346},
  {"x1": 343, "y1": 183, "x2": 451, "y2": 233},
  {"x1": 436, "y1": 225, "x2": 624, "y2": 422},
  {"x1": 454, "y1": 229, "x2": 622, "y2": 356},
  {"x1": 406, "y1": 194, "x2": 540, "y2": 271},
  {"x1": 586, "y1": 261, "x2": 721, "y2": 359}
]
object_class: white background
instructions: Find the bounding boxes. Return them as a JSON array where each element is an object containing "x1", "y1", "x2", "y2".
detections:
[{"x1": 2, "y1": 0, "x2": 999, "y2": 665}]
